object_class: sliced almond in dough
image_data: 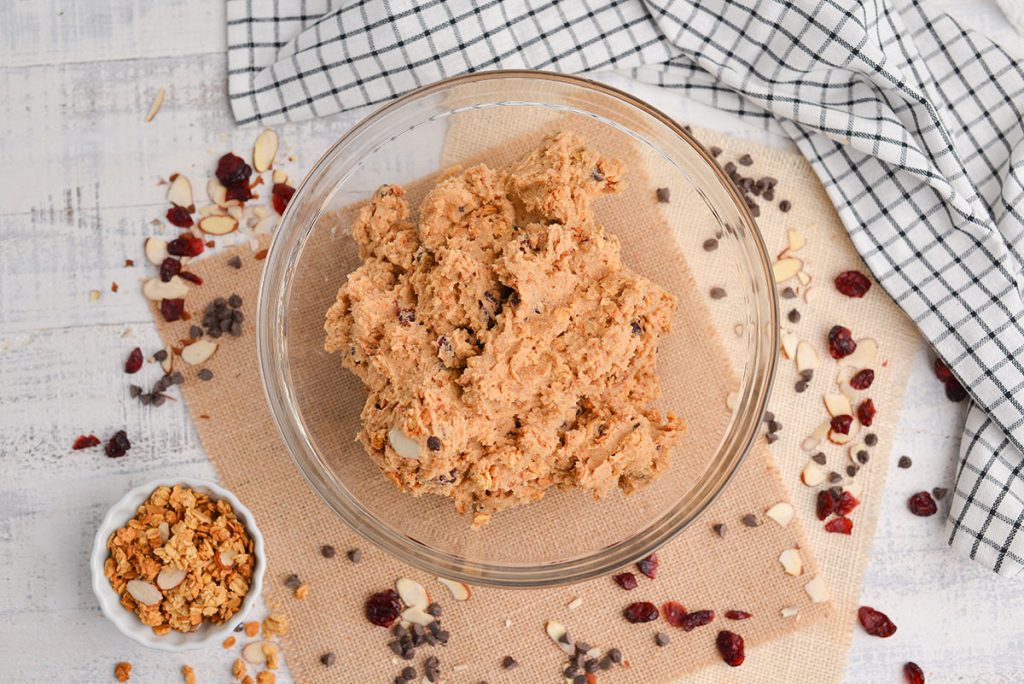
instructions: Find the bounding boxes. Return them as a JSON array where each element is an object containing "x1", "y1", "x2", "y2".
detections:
[
  {"x1": 156, "y1": 566, "x2": 186, "y2": 590},
  {"x1": 167, "y1": 174, "x2": 194, "y2": 210},
  {"x1": 396, "y1": 578, "x2": 429, "y2": 611},
  {"x1": 252, "y1": 129, "x2": 279, "y2": 173},
  {"x1": 773, "y1": 257, "x2": 803, "y2": 283},
  {"x1": 437, "y1": 577, "x2": 471, "y2": 601},
  {"x1": 145, "y1": 237, "x2": 169, "y2": 265},
  {"x1": 389, "y1": 428, "x2": 420, "y2": 460},
  {"x1": 795, "y1": 341, "x2": 819, "y2": 373},
  {"x1": 198, "y1": 215, "x2": 239, "y2": 236},
  {"x1": 779, "y1": 549, "x2": 803, "y2": 576},
  {"x1": 180, "y1": 339, "x2": 218, "y2": 366},
  {"x1": 823, "y1": 393, "x2": 852, "y2": 417},
  {"x1": 765, "y1": 502, "x2": 795, "y2": 528},
  {"x1": 126, "y1": 579, "x2": 162, "y2": 606},
  {"x1": 143, "y1": 275, "x2": 189, "y2": 301}
]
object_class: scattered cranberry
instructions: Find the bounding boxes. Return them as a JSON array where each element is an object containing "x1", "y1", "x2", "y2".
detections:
[
  {"x1": 165, "y1": 205, "x2": 194, "y2": 228},
  {"x1": 825, "y1": 516, "x2": 853, "y2": 534},
  {"x1": 225, "y1": 182, "x2": 253, "y2": 203},
  {"x1": 849, "y1": 368, "x2": 874, "y2": 390},
  {"x1": 215, "y1": 153, "x2": 252, "y2": 187},
  {"x1": 830, "y1": 414, "x2": 853, "y2": 435},
  {"x1": 827, "y1": 325, "x2": 857, "y2": 359},
  {"x1": 623, "y1": 601, "x2": 659, "y2": 623},
  {"x1": 661, "y1": 601, "x2": 686, "y2": 627},
  {"x1": 160, "y1": 298, "x2": 185, "y2": 322},
  {"x1": 857, "y1": 399, "x2": 876, "y2": 426},
  {"x1": 272, "y1": 183, "x2": 296, "y2": 215},
  {"x1": 179, "y1": 271, "x2": 203, "y2": 285},
  {"x1": 612, "y1": 572, "x2": 638, "y2": 591},
  {"x1": 72, "y1": 435, "x2": 101, "y2": 450},
  {"x1": 166, "y1": 236, "x2": 205, "y2": 257},
  {"x1": 716, "y1": 630, "x2": 745, "y2": 667},
  {"x1": 104, "y1": 430, "x2": 131, "y2": 458},
  {"x1": 681, "y1": 609, "x2": 715, "y2": 632},
  {"x1": 908, "y1": 491, "x2": 938, "y2": 517},
  {"x1": 365, "y1": 589, "x2": 402, "y2": 627},
  {"x1": 124, "y1": 347, "x2": 143, "y2": 374},
  {"x1": 858, "y1": 606, "x2": 897, "y2": 638},
  {"x1": 636, "y1": 553, "x2": 659, "y2": 579},
  {"x1": 836, "y1": 490, "x2": 860, "y2": 516},
  {"x1": 159, "y1": 257, "x2": 182, "y2": 282},
  {"x1": 724, "y1": 610, "x2": 752, "y2": 620},
  {"x1": 816, "y1": 489, "x2": 839, "y2": 521},
  {"x1": 834, "y1": 270, "x2": 872, "y2": 298},
  {"x1": 904, "y1": 661, "x2": 925, "y2": 684},
  {"x1": 944, "y1": 380, "x2": 968, "y2": 402},
  {"x1": 933, "y1": 357, "x2": 954, "y2": 383}
]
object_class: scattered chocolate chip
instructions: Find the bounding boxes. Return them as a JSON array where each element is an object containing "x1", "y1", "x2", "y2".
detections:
[
  {"x1": 864, "y1": 433, "x2": 878, "y2": 447},
  {"x1": 227, "y1": 255, "x2": 243, "y2": 269},
  {"x1": 655, "y1": 632, "x2": 670, "y2": 647},
  {"x1": 608, "y1": 648, "x2": 622, "y2": 664},
  {"x1": 787, "y1": 309, "x2": 801, "y2": 323},
  {"x1": 426, "y1": 603, "x2": 442, "y2": 617},
  {"x1": 741, "y1": 514, "x2": 759, "y2": 528},
  {"x1": 898, "y1": 456, "x2": 912, "y2": 469},
  {"x1": 799, "y1": 369, "x2": 814, "y2": 381},
  {"x1": 320, "y1": 651, "x2": 337, "y2": 666},
  {"x1": 763, "y1": 411, "x2": 775, "y2": 422},
  {"x1": 765, "y1": 432, "x2": 779, "y2": 444},
  {"x1": 792, "y1": 378, "x2": 806, "y2": 392},
  {"x1": 712, "y1": 523, "x2": 727, "y2": 538},
  {"x1": 932, "y1": 487, "x2": 948, "y2": 500},
  {"x1": 198, "y1": 368, "x2": 213, "y2": 381},
  {"x1": 710, "y1": 146, "x2": 722, "y2": 157},
  {"x1": 234, "y1": 623, "x2": 244, "y2": 632},
  {"x1": 811, "y1": 452, "x2": 827, "y2": 465},
  {"x1": 153, "y1": 349, "x2": 168, "y2": 362},
  {"x1": 228, "y1": 294, "x2": 243, "y2": 308},
  {"x1": 152, "y1": 393, "x2": 166, "y2": 407},
  {"x1": 630, "y1": 321, "x2": 643, "y2": 335},
  {"x1": 189, "y1": 325, "x2": 203, "y2": 339},
  {"x1": 501, "y1": 656, "x2": 518, "y2": 670},
  {"x1": 285, "y1": 574, "x2": 301, "y2": 590},
  {"x1": 321, "y1": 544, "x2": 336, "y2": 558},
  {"x1": 847, "y1": 464, "x2": 860, "y2": 477},
  {"x1": 129, "y1": 385, "x2": 142, "y2": 398},
  {"x1": 427, "y1": 436, "x2": 441, "y2": 451},
  {"x1": 779, "y1": 199, "x2": 792, "y2": 212},
  {"x1": 703, "y1": 238, "x2": 719, "y2": 251},
  {"x1": 347, "y1": 548, "x2": 362, "y2": 563},
  {"x1": 401, "y1": 665, "x2": 417, "y2": 680},
  {"x1": 738, "y1": 154, "x2": 753, "y2": 166},
  {"x1": 829, "y1": 471, "x2": 843, "y2": 483},
  {"x1": 655, "y1": 187, "x2": 671, "y2": 203},
  {"x1": 766, "y1": 419, "x2": 781, "y2": 433},
  {"x1": 710, "y1": 287, "x2": 727, "y2": 300},
  {"x1": 857, "y1": 450, "x2": 870, "y2": 464}
]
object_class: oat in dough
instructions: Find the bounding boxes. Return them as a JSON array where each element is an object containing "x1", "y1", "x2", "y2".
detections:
[{"x1": 324, "y1": 132, "x2": 685, "y2": 526}]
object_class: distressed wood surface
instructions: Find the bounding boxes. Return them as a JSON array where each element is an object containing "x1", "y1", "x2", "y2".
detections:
[{"x1": 1, "y1": 1, "x2": 1022, "y2": 682}]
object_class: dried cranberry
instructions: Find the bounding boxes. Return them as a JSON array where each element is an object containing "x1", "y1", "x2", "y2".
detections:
[
  {"x1": 944, "y1": 380, "x2": 968, "y2": 402},
  {"x1": 272, "y1": 183, "x2": 296, "y2": 215},
  {"x1": 72, "y1": 435, "x2": 101, "y2": 450},
  {"x1": 835, "y1": 490, "x2": 860, "y2": 516},
  {"x1": 724, "y1": 610, "x2": 752, "y2": 620},
  {"x1": 834, "y1": 270, "x2": 871, "y2": 298},
  {"x1": 680, "y1": 609, "x2": 715, "y2": 632},
  {"x1": 661, "y1": 601, "x2": 686, "y2": 627},
  {"x1": 636, "y1": 553, "x2": 659, "y2": 579},
  {"x1": 827, "y1": 325, "x2": 857, "y2": 359},
  {"x1": 166, "y1": 236, "x2": 205, "y2": 257},
  {"x1": 830, "y1": 414, "x2": 853, "y2": 435},
  {"x1": 179, "y1": 271, "x2": 203, "y2": 285},
  {"x1": 215, "y1": 153, "x2": 252, "y2": 186},
  {"x1": 849, "y1": 368, "x2": 875, "y2": 390},
  {"x1": 612, "y1": 572, "x2": 638, "y2": 591},
  {"x1": 104, "y1": 430, "x2": 131, "y2": 458},
  {"x1": 623, "y1": 601, "x2": 659, "y2": 623},
  {"x1": 159, "y1": 257, "x2": 182, "y2": 282},
  {"x1": 166, "y1": 205, "x2": 194, "y2": 227},
  {"x1": 933, "y1": 357, "x2": 954, "y2": 383},
  {"x1": 225, "y1": 182, "x2": 253, "y2": 203},
  {"x1": 365, "y1": 589, "x2": 402, "y2": 627},
  {"x1": 903, "y1": 661, "x2": 925, "y2": 684},
  {"x1": 825, "y1": 516, "x2": 853, "y2": 534},
  {"x1": 857, "y1": 399, "x2": 876, "y2": 427},
  {"x1": 816, "y1": 489, "x2": 839, "y2": 521},
  {"x1": 124, "y1": 347, "x2": 143, "y2": 374},
  {"x1": 908, "y1": 491, "x2": 937, "y2": 517},
  {"x1": 858, "y1": 606, "x2": 897, "y2": 638},
  {"x1": 716, "y1": 630, "x2": 745, "y2": 667},
  {"x1": 160, "y1": 298, "x2": 185, "y2": 322}
]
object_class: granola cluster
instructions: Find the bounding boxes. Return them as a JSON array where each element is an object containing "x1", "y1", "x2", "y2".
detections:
[{"x1": 104, "y1": 484, "x2": 255, "y2": 634}]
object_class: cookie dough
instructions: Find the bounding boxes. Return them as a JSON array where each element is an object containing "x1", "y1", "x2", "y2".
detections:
[{"x1": 325, "y1": 132, "x2": 685, "y2": 526}]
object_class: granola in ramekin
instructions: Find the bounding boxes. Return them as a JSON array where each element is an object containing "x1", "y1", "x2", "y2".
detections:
[{"x1": 103, "y1": 484, "x2": 255, "y2": 633}]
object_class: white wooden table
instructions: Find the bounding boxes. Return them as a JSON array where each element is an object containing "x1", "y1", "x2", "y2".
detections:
[{"x1": 1, "y1": 2, "x2": 1021, "y2": 682}]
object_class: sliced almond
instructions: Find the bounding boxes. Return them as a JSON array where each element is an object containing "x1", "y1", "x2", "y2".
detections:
[
  {"x1": 779, "y1": 549, "x2": 803, "y2": 576},
  {"x1": 803, "y1": 286, "x2": 817, "y2": 303},
  {"x1": 125, "y1": 579, "x2": 162, "y2": 606},
  {"x1": 797, "y1": 271, "x2": 811, "y2": 286},
  {"x1": 840, "y1": 338, "x2": 878, "y2": 369},
  {"x1": 208, "y1": 179, "x2": 228, "y2": 206},
  {"x1": 401, "y1": 606, "x2": 434, "y2": 626},
  {"x1": 764, "y1": 502, "x2": 795, "y2": 528},
  {"x1": 801, "y1": 460, "x2": 826, "y2": 487},
  {"x1": 802, "y1": 421, "x2": 830, "y2": 451},
  {"x1": 795, "y1": 341, "x2": 819, "y2": 373},
  {"x1": 157, "y1": 521, "x2": 170, "y2": 542},
  {"x1": 227, "y1": 205, "x2": 244, "y2": 222},
  {"x1": 828, "y1": 419, "x2": 859, "y2": 445},
  {"x1": 167, "y1": 174, "x2": 194, "y2": 210},
  {"x1": 787, "y1": 229, "x2": 806, "y2": 252},
  {"x1": 145, "y1": 237, "x2": 169, "y2": 265},
  {"x1": 252, "y1": 214, "x2": 278, "y2": 234},
  {"x1": 156, "y1": 566, "x2": 186, "y2": 590},
  {"x1": 199, "y1": 204, "x2": 227, "y2": 218},
  {"x1": 253, "y1": 205, "x2": 269, "y2": 219},
  {"x1": 437, "y1": 577, "x2": 471, "y2": 601},
  {"x1": 252, "y1": 129, "x2": 279, "y2": 173},
  {"x1": 823, "y1": 393, "x2": 852, "y2": 417},
  {"x1": 215, "y1": 548, "x2": 239, "y2": 568},
  {"x1": 772, "y1": 257, "x2": 803, "y2": 283},
  {"x1": 781, "y1": 607, "x2": 800, "y2": 619},
  {"x1": 145, "y1": 87, "x2": 166, "y2": 123},
  {"x1": 180, "y1": 339, "x2": 218, "y2": 366},
  {"x1": 198, "y1": 215, "x2": 239, "y2": 236},
  {"x1": 725, "y1": 391, "x2": 738, "y2": 411},
  {"x1": 780, "y1": 333, "x2": 798, "y2": 360},
  {"x1": 804, "y1": 576, "x2": 830, "y2": 604},
  {"x1": 545, "y1": 620, "x2": 575, "y2": 655},
  {"x1": 389, "y1": 428, "x2": 420, "y2": 460},
  {"x1": 143, "y1": 275, "x2": 189, "y2": 301},
  {"x1": 159, "y1": 346, "x2": 173, "y2": 374},
  {"x1": 567, "y1": 596, "x2": 583, "y2": 611},
  {"x1": 396, "y1": 578, "x2": 429, "y2": 611},
  {"x1": 272, "y1": 169, "x2": 288, "y2": 184},
  {"x1": 242, "y1": 641, "x2": 269, "y2": 665}
]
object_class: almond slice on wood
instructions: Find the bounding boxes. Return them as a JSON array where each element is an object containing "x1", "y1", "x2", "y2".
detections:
[
  {"x1": 396, "y1": 578, "x2": 429, "y2": 611},
  {"x1": 823, "y1": 393, "x2": 852, "y2": 417},
  {"x1": 252, "y1": 129, "x2": 279, "y2": 173},
  {"x1": 167, "y1": 174, "x2": 194, "y2": 210},
  {"x1": 436, "y1": 576, "x2": 471, "y2": 601},
  {"x1": 801, "y1": 421, "x2": 830, "y2": 451},
  {"x1": 126, "y1": 579, "x2": 162, "y2": 606},
  {"x1": 208, "y1": 179, "x2": 228, "y2": 207},
  {"x1": 145, "y1": 237, "x2": 169, "y2": 265},
  {"x1": 145, "y1": 87, "x2": 165, "y2": 123},
  {"x1": 180, "y1": 339, "x2": 218, "y2": 366},
  {"x1": 143, "y1": 275, "x2": 189, "y2": 301},
  {"x1": 199, "y1": 204, "x2": 226, "y2": 218},
  {"x1": 198, "y1": 215, "x2": 239, "y2": 236},
  {"x1": 780, "y1": 333, "x2": 798, "y2": 360},
  {"x1": 545, "y1": 620, "x2": 575, "y2": 655},
  {"x1": 156, "y1": 566, "x2": 186, "y2": 590},
  {"x1": 801, "y1": 460, "x2": 826, "y2": 486},
  {"x1": 765, "y1": 502, "x2": 795, "y2": 528},
  {"x1": 242, "y1": 641, "x2": 269, "y2": 665},
  {"x1": 272, "y1": 169, "x2": 288, "y2": 184},
  {"x1": 839, "y1": 338, "x2": 878, "y2": 368},
  {"x1": 779, "y1": 549, "x2": 803, "y2": 576},
  {"x1": 773, "y1": 257, "x2": 803, "y2": 283},
  {"x1": 795, "y1": 341, "x2": 819, "y2": 373},
  {"x1": 804, "y1": 576, "x2": 830, "y2": 603}
]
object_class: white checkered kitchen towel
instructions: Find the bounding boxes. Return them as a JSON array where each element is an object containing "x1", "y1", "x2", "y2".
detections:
[{"x1": 227, "y1": 0, "x2": 1024, "y2": 577}]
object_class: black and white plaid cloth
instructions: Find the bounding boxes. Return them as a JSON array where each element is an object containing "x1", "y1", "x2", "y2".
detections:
[{"x1": 227, "y1": 0, "x2": 1024, "y2": 577}]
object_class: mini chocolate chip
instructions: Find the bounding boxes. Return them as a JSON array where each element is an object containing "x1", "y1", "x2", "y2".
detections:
[
  {"x1": 427, "y1": 436, "x2": 441, "y2": 451},
  {"x1": 812, "y1": 452, "x2": 826, "y2": 465},
  {"x1": 765, "y1": 432, "x2": 779, "y2": 444},
  {"x1": 347, "y1": 548, "x2": 362, "y2": 563},
  {"x1": 608, "y1": 648, "x2": 622, "y2": 663},
  {"x1": 401, "y1": 666, "x2": 416, "y2": 680},
  {"x1": 724, "y1": 162, "x2": 736, "y2": 174},
  {"x1": 779, "y1": 199, "x2": 792, "y2": 212},
  {"x1": 741, "y1": 514, "x2": 759, "y2": 527},
  {"x1": 284, "y1": 574, "x2": 301, "y2": 589},
  {"x1": 198, "y1": 369, "x2": 214, "y2": 381},
  {"x1": 864, "y1": 433, "x2": 878, "y2": 446},
  {"x1": 152, "y1": 394, "x2": 166, "y2": 407},
  {"x1": 857, "y1": 450, "x2": 870, "y2": 464},
  {"x1": 738, "y1": 154, "x2": 753, "y2": 166},
  {"x1": 932, "y1": 487, "x2": 948, "y2": 500},
  {"x1": 763, "y1": 411, "x2": 775, "y2": 422},
  {"x1": 573, "y1": 676, "x2": 586, "y2": 684},
  {"x1": 766, "y1": 420, "x2": 781, "y2": 433},
  {"x1": 230, "y1": 321, "x2": 242, "y2": 337},
  {"x1": 829, "y1": 471, "x2": 843, "y2": 483},
  {"x1": 631, "y1": 321, "x2": 643, "y2": 335},
  {"x1": 703, "y1": 237, "x2": 719, "y2": 251},
  {"x1": 320, "y1": 544, "x2": 336, "y2": 558},
  {"x1": 655, "y1": 632, "x2": 670, "y2": 647},
  {"x1": 799, "y1": 369, "x2": 814, "y2": 381},
  {"x1": 712, "y1": 522, "x2": 727, "y2": 538},
  {"x1": 228, "y1": 294, "x2": 242, "y2": 308},
  {"x1": 189, "y1": 325, "x2": 203, "y2": 339},
  {"x1": 710, "y1": 146, "x2": 722, "y2": 157},
  {"x1": 234, "y1": 623, "x2": 244, "y2": 632},
  {"x1": 129, "y1": 385, "x2": 142, "y2": 398},
  {"x1": 426, "y1": 603, "x2": 442, "y2": 617},
  {"x1": 320, "y1": 652, "x2": 336, "y2": 666},
  {"x1": 898, "y1": 455, "x2": 912, "y2": 469},
  {"x1": 501, "y1": 656, "x2": 518, "y2": 670},
  {"x1": 710, "y1": 287, "x2": 727, "y2": 300},
  {"x1": 847, "y1": 464, "x2": 859, "y2": 477},
  {"x1": 227, "y1": 255, "x2": 243, "y2": 269},
  {"x1": 153, "y1": 349, "x2": 168, "y2": 362},
  {"x1": 787, "y1": 309, "x2": 801, "y2": 323},
  {"x1": 780, "y1": 287, "x2": 797, "y2": 299},
  {"x1": 656, "y1": 187, "x2": 671, "y2": 203}
]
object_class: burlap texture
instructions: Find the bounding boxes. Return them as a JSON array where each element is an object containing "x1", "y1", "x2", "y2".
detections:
[{"x1": 151, "y1": 121, "x2": 917, "y2": 683}]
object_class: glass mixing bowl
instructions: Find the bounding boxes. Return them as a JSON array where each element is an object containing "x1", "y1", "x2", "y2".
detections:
[{"x1": 258, "y1": 71, "x2": 777, "y2": 587}]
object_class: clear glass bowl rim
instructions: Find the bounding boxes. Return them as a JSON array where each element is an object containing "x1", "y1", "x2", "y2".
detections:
[{"x1": 257, "y1": 69, "x2": 779, "y2": 588}]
